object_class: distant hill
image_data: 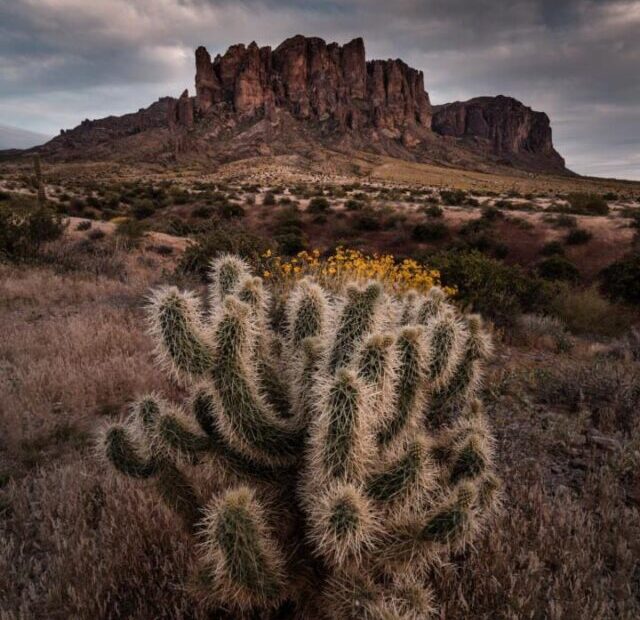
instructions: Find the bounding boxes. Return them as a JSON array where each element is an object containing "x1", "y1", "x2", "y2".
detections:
[{"x1": 0, "y1": 124, "x2": 51, "y2": 150}]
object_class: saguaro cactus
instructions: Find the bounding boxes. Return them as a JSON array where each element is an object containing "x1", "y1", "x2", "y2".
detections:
[{"x1": 101, "y1": 254, "x2": 500, "y2": 618}]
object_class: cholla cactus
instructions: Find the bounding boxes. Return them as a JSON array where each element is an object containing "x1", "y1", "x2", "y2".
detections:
[{"x1": 101, "y1": 254, "x2": 500, "y2": 618}]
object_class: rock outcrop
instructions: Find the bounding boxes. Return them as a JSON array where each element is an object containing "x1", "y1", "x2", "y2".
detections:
[
  {"x1": 35, "y1": 36, "x2": 568, "y2": 174},
  {"x1": 431, "y1": 96, "x2": 565, "y2": 170},
  {"x1": 193, "y1": 35, "x2": 431, "y2": 137}
]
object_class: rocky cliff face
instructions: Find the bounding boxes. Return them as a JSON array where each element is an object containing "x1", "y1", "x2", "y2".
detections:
[
  {"x1": 192, "y1": 35, "x2": 431, "y2": 137},
  {"x1": 35, "y1": 36, "x2": 568, "y2": 174},
  {"x1": 432, "y1": 96, "x2": 565, "y2": 170}
]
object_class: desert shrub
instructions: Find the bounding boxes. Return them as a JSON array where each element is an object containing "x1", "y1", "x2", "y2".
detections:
[
  {"x1": 344, "y1": 199, "x2": 364, "y2": 211},
  {"x1": 428, "y1": 250, "x2": 549, "y2": 326},
  {"x1": 148, "y1": 244, "x2": 174, "y2": 256},
  {"x1": 515, "y1": 314, "x2": 573, "y2": 353},
  {"x1": 600, "y1": 253, "x2": 640, "y2": 305},
  {"x1": 567, "y1": 192, "x2": 609, "y2": 215},
  {"x1": 218, "y1": 202, "x2": 245, "y2": 219},
  {"x1": 177, "y1": 226, "x2": 269, "y2": 280},
  {"x1": 537, "y1": 256, "x2": 580, "y2": 282},
  {"x1": 100, "y1": 255, "x2": 500, "y2": 618},
  {"x1": 76, "y1": 220, "x2": 92, "y2": 231},
  {"x1": 0, "y1": 203, "x2": 65, "y2": 261},
  {"x1": 412, "y1": 221, "x2": 449, "y2": 242},
  {"x1": 550, "y1": 284, "x2": 635, "y2": 337},
  {"x1": 307, "y1": 196, "x2": 331, "y2": 214},
  {"x1": 540, "y1": 240, "x2": 565, "y2": 256},
  {"x1": 353, "y1": 209, "x2": 382, "y2": 231},
  {"x1": 114, "y1": 218, "x2": 146, "y2": 249},
  {"x1": 565, "y1": 228, "x2": 592, "y2": 245},
  {"x1": 132, "y1": 199, "x2": 155, "y2": 220},
  {"x1": 530, "y1": 359, "x2": 640, "y2": 432},
  {"x1": 424, "y1": 204, "x2": 443, "y2": 218},
  {"x1": 192, "y1": 205, "x2": 215, "y2": 219},
  {"x1": 549, "y1": 214, "x2": 578, "y2": 228},
  {"x1": 440, "y1": 189, "x2": 466, "y2": 205},
  {"x1": 263, "y1": 192, "x2": 277, "y2": 206},
  {"x1": 87, "y1": 228, "x2": 106, "y2": 241},
  {"x1": 481, "y1": 206, "x2": 504, "y2": 222}
]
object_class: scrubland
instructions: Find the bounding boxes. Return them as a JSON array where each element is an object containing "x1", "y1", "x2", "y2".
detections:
[{"x1": 1, "y1": 159, "x2": 639, "y2": 618}]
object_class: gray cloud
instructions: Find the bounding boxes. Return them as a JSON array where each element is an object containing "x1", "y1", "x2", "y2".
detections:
[{"x1": 0, "y1": 0, "x2": 638, "y2": 179}]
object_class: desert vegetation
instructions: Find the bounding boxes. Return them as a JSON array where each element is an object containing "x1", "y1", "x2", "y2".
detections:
[{"x1": 1, "y1": 159, "x2": 639, "y2": 618}]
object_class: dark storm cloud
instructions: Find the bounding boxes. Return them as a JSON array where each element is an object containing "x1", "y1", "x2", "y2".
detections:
[{"x1": 0, "y1": 0, "x2": 638, "y2": 179}]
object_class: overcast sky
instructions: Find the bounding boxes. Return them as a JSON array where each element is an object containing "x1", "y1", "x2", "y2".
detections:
[{"x1": 1, "y1": 0, "x2": 638, "y2": 179}]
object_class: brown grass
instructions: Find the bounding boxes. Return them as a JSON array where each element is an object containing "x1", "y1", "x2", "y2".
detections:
[{"x1": 1, "y1": 228, "x2": 639, "y2": 618}]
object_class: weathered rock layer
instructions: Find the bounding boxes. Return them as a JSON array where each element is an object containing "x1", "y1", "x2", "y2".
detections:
[
  {"x1": 192, "y1": 35, "x2": 431, "y2": 137},
  {"x1": 432, "y1": 96, "x2": 564, "y2": 170}
]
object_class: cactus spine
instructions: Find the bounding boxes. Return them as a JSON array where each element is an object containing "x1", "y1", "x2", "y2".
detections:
[{"x1": 102, "y1": 255, "x2": 500, "y2": 618}]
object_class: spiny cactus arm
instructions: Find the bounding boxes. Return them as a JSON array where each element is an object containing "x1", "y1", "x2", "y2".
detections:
[
  {"x1": 285, "y1": 277, "x2": 330, "y2": 348},
  {"x1": 201, "y1": 487, "x2": 287, "y2": 611},
  {"x1": 448, "y1": 433, "x2": 488, "y2": 485},
  {"x1": 378, "y1": 574, "x2": 436, "y2": 620},
  {"x1": 424, "y1": 310, "x2": 466, "y2": 390},
  {"x1": 289, "y1": 336, "x2": 324, "y2": 427},
  {"x1": 154, "y1": 460, "x2": 203, "y2": 533},
  {"x1": 257, "y1": 357, "x2": 292, "y2": 420},
  {"x1": 329, "y1": 282, "x2": 383, "y2": 372},
  {"x1": 416, "y1": 286, "x2": 446, "y2": 325},
  {"x1": 377, "y1": 328, "x2": 426, "y2": 447},
  {"x1": 208, "y1": 254, "x2": 252, "y2": 307},
  {"x1": 427, "y1": 315, "x2": 492, "y2": 424},
  {"x1": 104, "y1": 425, "x2": 157, "y2": 478},
  {"x1": 189, "y1": 388, "x2": 293, "y2": 480},
  {"x1": 211, "y1": 297, "x2": 302, "y2": 465},
  {"x1": 399, "y1": 290, "x2": 419, "y2": 326},
  {"x1": 148, "y1": 287, "x2": 214, "y2": 378},
  {"x1": 307, "y1": 369, "x2": 374, "y2": 484},
  {"x1": 307, "y1": 482, "x2": 379, "y2": 568},
  {"x1": 366, "y1": 438, "x2": 431, "y2": 503}
]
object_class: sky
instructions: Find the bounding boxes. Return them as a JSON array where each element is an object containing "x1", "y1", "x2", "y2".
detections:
[{"x1": 0, "y1": 0, "x2": 638, "y2": 180}]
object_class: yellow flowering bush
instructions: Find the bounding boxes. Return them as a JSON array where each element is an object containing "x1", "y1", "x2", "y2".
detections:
[{"x1": 261, "y1": 247, "x2": 454, "y2": 296}]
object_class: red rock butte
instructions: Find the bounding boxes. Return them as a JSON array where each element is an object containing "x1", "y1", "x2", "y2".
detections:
[{"x1": 42, "y1": 35, "x2": 567, "y2": 173}]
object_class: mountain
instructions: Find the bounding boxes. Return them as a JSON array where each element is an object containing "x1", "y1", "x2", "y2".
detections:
[
  {"x1": 0, "y1": 124, "x2": 51, "y2": 150},
  {"x1": 37, "y1": 35, "x2": 567, "y2": 174}
]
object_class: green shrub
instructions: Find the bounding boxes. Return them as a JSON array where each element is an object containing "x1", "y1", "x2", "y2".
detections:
[
  {"x1": 440, "y1": 189, "x2": 466, "y2": 205},
  {"x1": 537, "y1": 256, "x2": 580, "y2": 282},
  {"x1": 132, "y1": 199, "x2": 155, "y2": 220},
  {"x1": 263, "y1": 192, "x2": 277, "y2": 206},
  {"x1": 567, "y1": 193, "x2": 609, "y2": 215},
  {"x1": 540, "y1": 241, "x2": 565, "y2": 256},
  {"x1": 177, "y1": 226, "x2": 269, "y2": 280},
  {"x1": 600, "y1": 253, "x2": 640, "y2": 305},
  {"x1": 424, "y1": 204, "x2": 443, "y2": 218},
  {"x1": 550, "y1": 284, "x2": 635, "y2": 336},
  {"x1": 428, "y1": 250, "x2": 549, "y2": 325},
  {"x1": 307, "y1": 196, "x2": 331, "y2": 214},
  {"x1": 76, "y1": 220, "x2": 92, "y2": 231},
  {"x1": 565, "y1": 228, "x2": 592, "y2": 245},
  {"x1": 0, "y1": 203, "x2": 65, "y2": 261},
  {"x1": 412, "y1": 221, "x2": 448, "y2": 242},
  {"x1": 344, "y1": 199, "x2": 364, "y2": 211}
]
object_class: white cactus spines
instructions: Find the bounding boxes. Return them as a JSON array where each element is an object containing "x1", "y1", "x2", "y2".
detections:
[{"x1": 102, "y1": 254, "x2": 500, "y2": 618}]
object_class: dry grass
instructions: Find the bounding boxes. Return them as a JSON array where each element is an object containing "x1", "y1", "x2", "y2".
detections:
[{"x1": 1, "y1": 232, "x2": 639, "y2": 618}]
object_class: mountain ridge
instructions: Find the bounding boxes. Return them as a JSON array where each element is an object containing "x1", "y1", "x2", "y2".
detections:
[{"x1": 35, "y1": 35, "x2": 568, "y2": 175}]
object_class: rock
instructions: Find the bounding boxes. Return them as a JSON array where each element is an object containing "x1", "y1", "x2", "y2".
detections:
[
  {"x1": 192, "y1": 35, "x2": 432, "y2": 133},
  {"x1": 431, "y1": 95, "x2": 565, "y2": 172}
]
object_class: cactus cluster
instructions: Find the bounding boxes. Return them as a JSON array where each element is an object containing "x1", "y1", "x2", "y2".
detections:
[{"x1": 101, "y1": 254, "x2": 500, "y2": 618}]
